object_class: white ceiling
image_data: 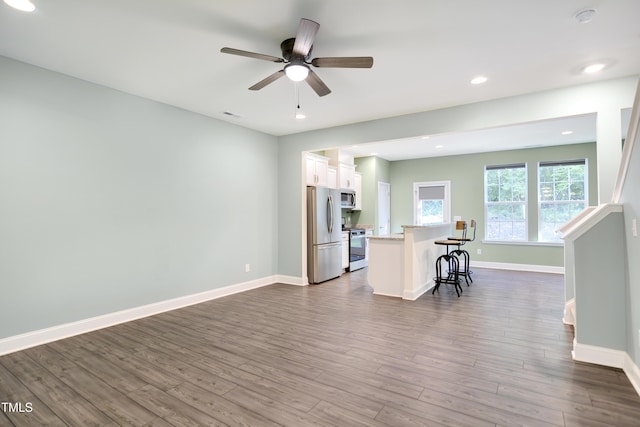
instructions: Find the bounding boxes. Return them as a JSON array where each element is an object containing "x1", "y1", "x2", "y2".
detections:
[
  {"x1": 343, "y1": 113, "x2": 599, "y2": 161},
  {"x1": 1, "y1": 0, "x2": 639, "y2": 157}
]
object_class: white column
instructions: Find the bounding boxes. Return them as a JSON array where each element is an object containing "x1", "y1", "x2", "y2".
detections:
[{"x1": 596, "y1": 108, "x2": 623, "y2": 203}]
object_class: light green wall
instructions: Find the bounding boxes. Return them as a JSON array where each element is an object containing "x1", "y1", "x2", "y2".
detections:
[
  {"x1": 3, "y1": 51, "x2": 638, "y2": 367},
  {"x1": 388, "y1": 143, "x2": 597, "y2": 267},
  {"x1": 352, "y1": 156, "x2": 390, "y2": 231},
  {"x1": 278, "y1": 77, "x2": 636, "y2": 277},
  {"x1": 0, "y1": 56, "x2": 279, "y2": 339},
  {"x1": 573, "y1": 212, "x2": 627, "y2": 350}
]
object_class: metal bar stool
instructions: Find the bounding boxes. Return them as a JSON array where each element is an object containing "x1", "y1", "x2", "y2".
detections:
[
  {"x1": 434, "y1": 222, "x2": 466, "y2": 297},
  {"x1": 448, "y1": 220, "x2": 476, "y2": 285},
  {"x1": 432, "y1": 254, "x2": 462, "y2": 297},
  {"x1": 436, "y1": 221, "x2": 466, "y2": 277}
]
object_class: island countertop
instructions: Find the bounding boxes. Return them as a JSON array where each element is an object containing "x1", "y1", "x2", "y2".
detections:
[
  {"x1": 369, "y1": 223, "x2": 456, "y2": 240},
  {"x1": 402, "y1": 224, "x2": 446, "y2": 229},
  {"x1": 369, "y1": 233, "x2": 404, "y2": 241}
]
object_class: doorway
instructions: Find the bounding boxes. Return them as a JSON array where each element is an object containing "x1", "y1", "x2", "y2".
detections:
[{"x1": 377, "y1": 181, "x2": 390, "y2": 235}]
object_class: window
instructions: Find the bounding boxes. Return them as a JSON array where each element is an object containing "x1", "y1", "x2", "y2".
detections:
[
  {"x1": 414, "y1": 181, "x2": 450, "y2": 225},
  {"x1": 538, "y1": 160, "x2": 587, "y2": 242},
  {"x1": 485, "y1": 163, "x2": 527, "y2": 241}
]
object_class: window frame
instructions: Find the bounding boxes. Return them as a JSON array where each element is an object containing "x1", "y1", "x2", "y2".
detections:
[
  {"x1": 484, "y1": 163, "x2": 528, "y2": 242},
  {"x1": 413, "y1": 180, "x2": 451, "y2": 225},
  {"x1": 537, "y1": 159, "x2": 588, "y2": 242}
]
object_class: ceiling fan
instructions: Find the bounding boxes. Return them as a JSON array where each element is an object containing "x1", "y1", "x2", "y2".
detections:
[{"x1": 220, "y1": 18, "x2": 373, "y2": 97}]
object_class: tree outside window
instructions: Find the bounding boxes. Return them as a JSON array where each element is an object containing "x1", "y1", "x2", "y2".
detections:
[
  {"x1": 538, "y1": 160, "x2": 587, "y2": 242},
  {"x1": 485, "y1": 164, "x2": 527, "y2": 241}
]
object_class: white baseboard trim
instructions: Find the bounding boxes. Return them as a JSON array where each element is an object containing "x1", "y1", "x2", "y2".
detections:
[
  {"x1": 563, "y1": 298, "x2": 575, "y2": 326},
  {"x1": 0, "y1": 275, "x2": 277, "y2": 356},
  {"x1": 572, "y1": 340, "x2": 627, "y2": 368},
  {"x1": 372, "y1": 290, "x2": 403, "y2": 298},
  {"x1": 572, "y1": 340, "x2": 640, "y2": 398},
  {"x1": 403, "y1": 280, "x2": 434, "y2": 301},
  {"x1": 275, "y1": 275, "x2": 307, "y2": 286},
  {"x1": 623, "y1": 353, "x2": 640, "y2": 398},
  {"x1": 472, "y1": 260, "x2": 564, "y2": 274}
]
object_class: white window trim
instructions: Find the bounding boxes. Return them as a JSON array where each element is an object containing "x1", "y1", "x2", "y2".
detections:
[
  {"x1": 484, "y1": 164, "x2": 528, "y2": 241},
  {"x1": 537, "y1": 159, "x2": 589, "y2": 242},
  {"x1": 413, "y1": 180, "x2": 451, "y2": 225}
]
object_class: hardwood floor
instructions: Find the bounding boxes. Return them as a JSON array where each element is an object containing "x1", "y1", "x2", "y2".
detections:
[{"x1": 2, "y1": 268, "x2": 639, "y2": 426}]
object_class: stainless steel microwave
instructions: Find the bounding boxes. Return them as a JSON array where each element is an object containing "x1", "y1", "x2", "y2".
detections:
[{"x1": 340, "y1": 190, "x2": 356, "y2": 209}]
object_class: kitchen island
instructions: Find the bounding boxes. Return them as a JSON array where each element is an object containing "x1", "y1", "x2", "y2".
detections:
[{"x1": 368, "y1": 224, "x2": 451, "y2": 300}]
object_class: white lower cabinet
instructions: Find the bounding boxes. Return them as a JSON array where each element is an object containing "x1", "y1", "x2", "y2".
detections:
[{"x1": 342, "y1": 231, "x2": 350, "y2": 270}]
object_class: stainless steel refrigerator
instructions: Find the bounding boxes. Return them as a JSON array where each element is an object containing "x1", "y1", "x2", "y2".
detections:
[{"x1": 307, "y1": 186, "x2": 342, "y2": 284}]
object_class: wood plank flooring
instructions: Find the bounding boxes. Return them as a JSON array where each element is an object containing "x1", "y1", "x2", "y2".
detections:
[{"x1": 2, "y1": 268, "x2": 639, "y2": 426}]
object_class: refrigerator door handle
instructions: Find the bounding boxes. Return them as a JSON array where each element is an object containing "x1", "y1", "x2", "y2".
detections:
[{"x1": 327, "y1": 194, "x2": 334, "y2": 234}]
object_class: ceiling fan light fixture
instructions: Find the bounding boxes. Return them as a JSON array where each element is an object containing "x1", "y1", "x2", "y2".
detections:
[
  {"x1": 285, "y1": 63, "x2": 309, "y2": 82},
  {"x1": 4, "y1": 0, "x2": 35, "y2": 12},
  {"x1": 295, "y1": 105, "x2": 306, "y2": 119}
]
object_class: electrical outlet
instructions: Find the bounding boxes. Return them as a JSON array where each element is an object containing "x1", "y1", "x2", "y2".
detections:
[
  {"x1": 245, "y1": 263, "x2": 250, "y2": 273},
  {"x1": 477, "y1": 248, "x2": 482, "y2": 255}
]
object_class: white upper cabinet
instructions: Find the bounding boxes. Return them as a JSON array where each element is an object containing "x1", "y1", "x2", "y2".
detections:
[
  {"x1": 354, "y1": 172, "x2": 362, "y2": 210},
  {"x1": 305, "y1": 153, "x2": 329, "y2": 187},
  {"x1": 325, "y1": 149, "x2": 356, "y2": 190},
  {"x1": 327, "y1": 166, "x2": 337, "y2": 189},
  {"x1": 339, "y1": 162, "x2": 356, "y2": 190}
]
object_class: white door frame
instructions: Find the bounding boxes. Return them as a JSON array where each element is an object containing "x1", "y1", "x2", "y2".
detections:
[{"x1": 377, "y1": 181, "x2": 390, "y2": 236}]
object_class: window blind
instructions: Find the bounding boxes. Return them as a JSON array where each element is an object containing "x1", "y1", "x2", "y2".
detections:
[
  {"x1": 539, "y1": 159, "x2": 585, "y2": 167},
  {"x1": 418, "y1": 185, "x2": 445, "y2": 200},
  {"x1": 485, "y1": 163, "x2": 526, "y2": 171}
]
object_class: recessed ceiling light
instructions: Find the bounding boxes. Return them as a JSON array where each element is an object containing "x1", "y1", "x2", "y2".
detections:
[
  {"x1": 574, "y1": 8, "x2": 597, "y2": 24},
  {"x1": 3, "y1": 0, "x2": 35, "y2": 12},
  {"x1": 583, "y1": 63, "x2": 606, "y2": 74},
  {"x1": 561, "y1": 130, "x2": 573, "y2": 135},
  {"x1": 471, "y1": 76, "x2": 488, "y2": 85},
  {"x1": 435, "y1": 145, "x2": 444, "y2": 149},
  {"x1": 370, "y1": 152, "x2": 379, "y2": 156},
  {"x1": 421, "y1": 136, "x2": 430, "y2": 140}
]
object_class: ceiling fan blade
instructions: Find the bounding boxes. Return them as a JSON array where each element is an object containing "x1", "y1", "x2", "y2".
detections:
[
  {"x1": 306, "y1": 70, "x2": 331, "y2": 97},
  {"x1": 249, "y1": 70, "x2": 285, "y2": 90},
  {"x1": 292, "y1": 18, "x2": 320, "y2": 57},
  {"x1": 221, "y1": 47, "x2": 284, "y2": 63},
  {"x1": 311, "y1": 57, "x2": 374, "y2": 68}
]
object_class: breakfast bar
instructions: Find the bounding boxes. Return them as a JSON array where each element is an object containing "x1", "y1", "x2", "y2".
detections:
[{"x1": 367, "y1": 224, "x2": 451, "y2": 300}]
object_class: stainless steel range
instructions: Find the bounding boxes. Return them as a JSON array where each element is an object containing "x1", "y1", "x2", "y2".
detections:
[{"x1": 346, "y1": 228, "x2": 367, "y2": 271}]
